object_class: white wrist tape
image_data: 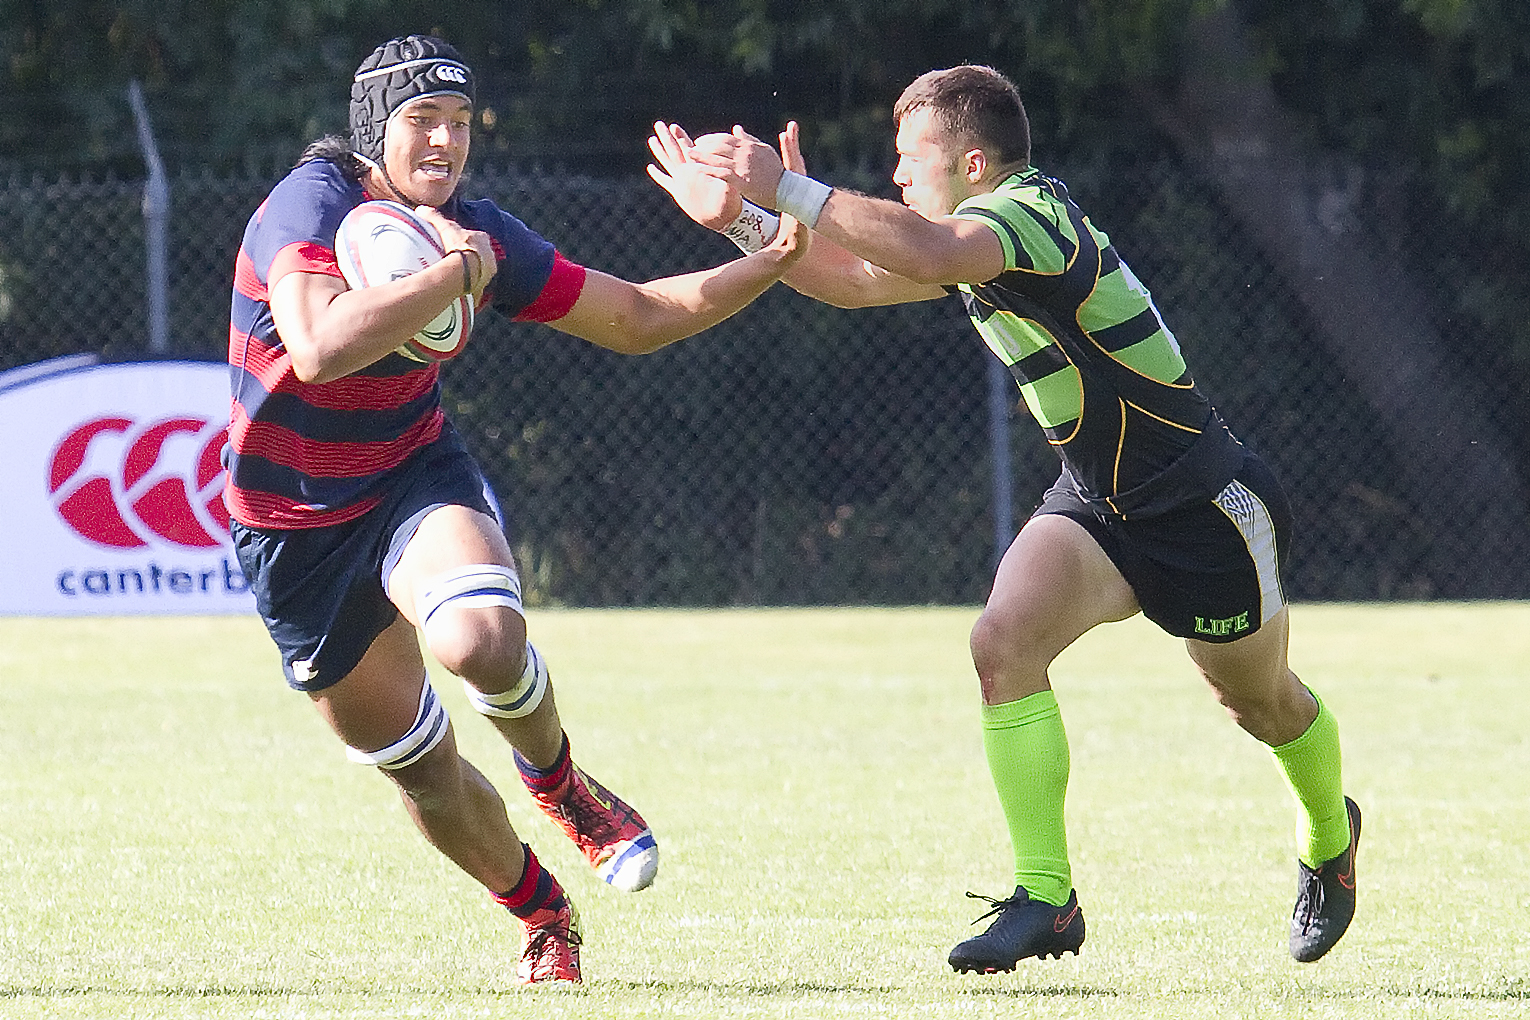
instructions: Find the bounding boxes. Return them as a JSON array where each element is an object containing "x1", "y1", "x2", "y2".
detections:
[
  {"x1": 719, "y1": 199, "x2": 781, "y2": 253},
  {"x1": 774, "y1": 170, "x2": 832, "y2": 228}
]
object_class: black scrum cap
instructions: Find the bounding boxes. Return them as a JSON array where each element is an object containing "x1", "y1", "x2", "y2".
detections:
[{"x1": 350, "y1": 35, "x2": 475, "y2": 167}]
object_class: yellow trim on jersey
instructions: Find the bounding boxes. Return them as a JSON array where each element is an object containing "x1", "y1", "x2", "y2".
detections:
[
  {"x1": 1123, "y1": 398, "x2": 1203, "y2": 433},
  {"x1": 1113, "y1": 399, "x2": 1128, "y2": 498}
]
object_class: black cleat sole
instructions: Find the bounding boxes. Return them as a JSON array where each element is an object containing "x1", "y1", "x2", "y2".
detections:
[{"x1": 951, "y1": 945, "x2": 1080, "y2": 974}]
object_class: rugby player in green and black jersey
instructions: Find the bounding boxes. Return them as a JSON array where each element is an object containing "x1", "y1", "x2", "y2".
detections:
[{"x1": 648, "y1": 64, "x2": 1360, "y2": 971}]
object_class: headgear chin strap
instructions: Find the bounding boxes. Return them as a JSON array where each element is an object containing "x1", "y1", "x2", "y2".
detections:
[{"x1": 350, "y1": 35, "x2": 476, "y2": 169}]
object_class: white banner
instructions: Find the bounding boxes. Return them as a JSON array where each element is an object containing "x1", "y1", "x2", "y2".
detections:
[{"x1": 0, "y1": 357, "x2": 254, "y2": 616}]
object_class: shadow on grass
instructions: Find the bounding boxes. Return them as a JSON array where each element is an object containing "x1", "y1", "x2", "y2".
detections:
[
  {"x1": 955, "y1": 984, "x2": 1122, "y2": 999},
  {"x1": 0, "y1": 985, "x2": 312, "y2": 998},
  {"x1": 1374, "y1": 984, "x2": 1529, "y2": 1002},
  {"x1": 0, "y1": 980, "x2": 1125, "y2": 1000},
  {"x1": 10, "y1": 980, "x2": 1522, "y2": 1003},
  {"x1": 601, "y1": 979, "x2": 901, "y2": 995},
  {"x1": 603, "y1": 979, "x2": 1122, "y2": 998}
]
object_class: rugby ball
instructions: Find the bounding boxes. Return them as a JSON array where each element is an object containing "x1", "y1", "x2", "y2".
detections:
[{"x1": 334, "y1": 200, "x2": 474, "y2": 363}]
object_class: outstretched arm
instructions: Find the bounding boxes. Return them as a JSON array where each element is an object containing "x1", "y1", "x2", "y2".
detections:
[
  {"x1": 541, "y1": 209, "x2": 807, "y2": 355},
  {"x1": 648, "y1": 121, "x2": 944, "y2": 309},
  {"x1": 774, "y1": 122, "x2": 947, "y2": 308},
  {"x1": 689, "y1": 123, "x2": 1005, "y2": 288}
]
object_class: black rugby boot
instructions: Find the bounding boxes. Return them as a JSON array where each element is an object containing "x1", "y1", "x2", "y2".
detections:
[
  {"x1": 948, "y1": 887, "x2": 1084, "y2": 973},
  {"x1": 1290, "y1": 795, "x2": 1362, "y2": 962}
]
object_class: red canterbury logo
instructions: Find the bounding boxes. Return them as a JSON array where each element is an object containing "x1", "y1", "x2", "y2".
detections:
[{"x1": 47, "y1": 416, "x2": 230, "y2": 550}]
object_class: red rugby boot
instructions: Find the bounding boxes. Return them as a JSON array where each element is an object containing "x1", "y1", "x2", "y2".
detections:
[
  {"x1": 516, "y1": 898, "x2": 582, "y2": 985},
  {"x1": 517, "y1": 738, "x2": 660, "y2": 892}
]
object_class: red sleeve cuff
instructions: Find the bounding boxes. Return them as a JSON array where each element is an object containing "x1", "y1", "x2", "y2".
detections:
[
  {"x1": 269, "y1": 241, "x2": 343, "y2": 289},
  {"x1": 514, "y1": 251, "x2": 587, "y2": 323}
]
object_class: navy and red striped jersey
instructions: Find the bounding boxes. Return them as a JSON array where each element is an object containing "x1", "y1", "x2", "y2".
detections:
[{"x1": 225, "y1": 159, "x2": 586, "y2": 529}]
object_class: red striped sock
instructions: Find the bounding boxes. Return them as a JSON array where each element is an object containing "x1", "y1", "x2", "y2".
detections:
[
  {"x1": 515, "y1": 733, "x2": 572, "y2": 793},
  {"x1": 492, "y1": 845, "x2": 567, "y2": 919}
]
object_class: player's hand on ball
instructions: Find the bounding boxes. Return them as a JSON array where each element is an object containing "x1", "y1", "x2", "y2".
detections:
[
  {"x1": 647, "y1": 121, "x2": 741, "y2": 230},
  {"x1": 415, "y1": 205, "x2": 497, "y2": 296}
]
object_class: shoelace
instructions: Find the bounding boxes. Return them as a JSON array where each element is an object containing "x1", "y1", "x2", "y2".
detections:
[
  {"x1": 523, "y1": 918, "x2": 582, "y2": 971},
  {"x1": 963, "y1": 890, "x2": 1028, "y2": 927},
  {"x1": 1293, "y1": 866, "x2": 1326, "y2": 927},
  {"x1": 558, "y1": 793, "x2": 609, "y2": 843},
  {"x1": 554, "y1": 775, "x2": 625, "y2": 846}
]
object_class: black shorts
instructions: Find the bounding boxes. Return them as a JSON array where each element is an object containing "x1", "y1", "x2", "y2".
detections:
[
  {"x1": 231, "y1": 430, "x2": 501, "y2": 692},
  {"x1": 1032, "y1": 453, "x2": 1292, "y2": 643}
]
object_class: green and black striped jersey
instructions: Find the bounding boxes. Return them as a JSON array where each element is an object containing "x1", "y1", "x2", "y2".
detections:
[{"x1": 951, "y1": 169, "x2": 1244, "y2": 517}]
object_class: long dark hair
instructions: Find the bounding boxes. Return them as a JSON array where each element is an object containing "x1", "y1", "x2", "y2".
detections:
[{"x1": 294, "y1": 135, "x2": 367, "y2": 181}]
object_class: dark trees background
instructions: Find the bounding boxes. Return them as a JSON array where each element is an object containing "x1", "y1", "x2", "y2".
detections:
[
  {"x1": 3, "y1": 2, "x2": 1528, "y2": 604},
  {"x1": 5, "y1": 1, "x2": 1525, "y2": 356}
]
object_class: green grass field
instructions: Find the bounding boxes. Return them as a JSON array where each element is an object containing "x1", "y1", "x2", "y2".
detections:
[{"x1": 2, "y1": 604, "x2": 1527, "y2": 1018}]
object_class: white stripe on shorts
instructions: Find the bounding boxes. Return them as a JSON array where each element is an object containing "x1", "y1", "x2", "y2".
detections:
[{"x1": 1213, "y1": 479, "x2": 1285, "y2": 625}]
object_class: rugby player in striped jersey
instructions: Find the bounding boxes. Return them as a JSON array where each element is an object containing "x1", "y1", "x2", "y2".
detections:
[{"x1": 226, "y1": 35, "x2": 803, "y2": 985}]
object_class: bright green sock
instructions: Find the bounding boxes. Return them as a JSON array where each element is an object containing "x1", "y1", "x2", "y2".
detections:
[
  {"x1": 981, "y1": 690, "x2": 1072, "y2": 906},
  {"x1": 1269, "y1": 689, "x2": 1349, "y2": 866}
]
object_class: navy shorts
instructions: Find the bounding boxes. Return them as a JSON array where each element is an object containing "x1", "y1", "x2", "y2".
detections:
[
  {"x1": 231, "y1": 430, "x2": 502, "y2": 691},
  {"x1": 1032, "y1": 453, "x2": 1293, "y2": 643}
]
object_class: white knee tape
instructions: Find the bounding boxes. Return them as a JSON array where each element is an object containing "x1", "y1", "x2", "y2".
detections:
[
  {"x1": 346, "y1": 676, "x2": 450, "y2": 770},
  {"x1": 463, "y1": 641, "x2": 549, "y2": 719},
  {"x1": 416, "y1": 564, "x2": 523, "y2": 629}
]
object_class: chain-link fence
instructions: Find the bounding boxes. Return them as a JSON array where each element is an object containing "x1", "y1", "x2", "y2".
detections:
[{"x1": 4, "y1": 149, "x2": 1528, "y2": 605}]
